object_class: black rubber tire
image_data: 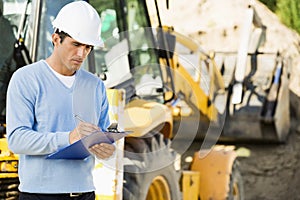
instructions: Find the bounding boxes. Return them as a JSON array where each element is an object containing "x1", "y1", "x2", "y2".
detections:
[
  {"x1": 123, "y1": 132, "x2": 181, "y2": 200},
  {"x1": 227, "y1": 161, "x2": 244, "y2": 200}
]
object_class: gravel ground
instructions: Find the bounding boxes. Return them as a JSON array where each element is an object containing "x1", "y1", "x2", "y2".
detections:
[
  {"x1": 237, "y1": 133, "x2": 300, "y2": 200},
  {"x1": 236, "y1": 91, "x2": 300, "y2": 200},
  {"x1": 237, "y1": 132, "x2": 300, "y2": 200}
]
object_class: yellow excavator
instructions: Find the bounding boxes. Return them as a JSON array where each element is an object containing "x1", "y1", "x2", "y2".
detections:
[
  {"x1": 150, "y1": 3, "x2": 290, "y2": 144},
  {"x1": 0, "y1": 0, "x2": 290, "y2": 199}
]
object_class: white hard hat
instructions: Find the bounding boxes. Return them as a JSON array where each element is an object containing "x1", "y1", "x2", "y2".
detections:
[{"x1": 52, "y1": 1, "x2": 103, "y2": 47}]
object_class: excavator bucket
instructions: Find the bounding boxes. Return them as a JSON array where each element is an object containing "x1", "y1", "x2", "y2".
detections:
[
  {"x1": 216, "y1": 52, "x2": 290, "y2": 143},
  {"x1": 214, "y1": 5, "x2": 291, "y2": 143}
]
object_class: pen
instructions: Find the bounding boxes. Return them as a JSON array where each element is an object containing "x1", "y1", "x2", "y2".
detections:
[{"x1": 74, "y1": 114, "x2": 85, "y2": 122}]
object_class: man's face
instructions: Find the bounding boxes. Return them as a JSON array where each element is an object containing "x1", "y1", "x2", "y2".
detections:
[{"x1": 53, "y1": 34, "x2": 93, "y2": 75}]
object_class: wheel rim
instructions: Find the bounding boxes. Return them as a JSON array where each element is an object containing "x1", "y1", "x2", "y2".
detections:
[{"x1": 146, "y1": 175, "x2": 171, "y2": 200}]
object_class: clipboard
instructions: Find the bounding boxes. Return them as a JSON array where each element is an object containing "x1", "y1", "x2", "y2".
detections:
[{"x1": 46, "y1": 130, "x2": 131, "y2": 160}]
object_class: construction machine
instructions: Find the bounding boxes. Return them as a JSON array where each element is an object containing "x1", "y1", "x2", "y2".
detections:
[
  {"x1": 2, "y1": 0, "x2": 291, "y2": 199},
  {"x1": 152, "y1": 3, "x2": 290, "y2": 144}
]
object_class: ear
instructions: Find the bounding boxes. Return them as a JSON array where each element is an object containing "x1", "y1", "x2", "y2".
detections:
[{"x1": 52, "y1": 33, "x2": 61, "y2": 47}]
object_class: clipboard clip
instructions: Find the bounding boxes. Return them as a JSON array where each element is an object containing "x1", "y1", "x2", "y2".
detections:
[{"x1": 107, "y1": 123, "x2": 119, "y2": 133}]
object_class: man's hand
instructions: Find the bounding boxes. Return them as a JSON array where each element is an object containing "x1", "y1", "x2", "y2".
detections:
[
  {"x1": 69, "y1": 122, "x2": 100, "y2": 144},
  {"x1": 89, "y1": 143, "x2": 116, "y2": 160}
]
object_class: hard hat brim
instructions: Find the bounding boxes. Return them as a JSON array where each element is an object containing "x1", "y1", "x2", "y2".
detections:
[{"x1": 68, "y1": 32, "x2": 105, "y2": 48}]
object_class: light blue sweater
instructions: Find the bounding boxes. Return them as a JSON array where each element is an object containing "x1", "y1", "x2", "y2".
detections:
[{"x1": 6, "y1": 60, "x2": 110, "y2": 193}]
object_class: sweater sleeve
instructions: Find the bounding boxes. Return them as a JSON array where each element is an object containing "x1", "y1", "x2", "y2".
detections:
[{"x1": 6, "y1": 68, "x2": 70, "y2": 155}]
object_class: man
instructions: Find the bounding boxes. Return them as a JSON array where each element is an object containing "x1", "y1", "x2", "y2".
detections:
[{"x1": 6, "y1": 1, "x2": 115, "y2": 199}]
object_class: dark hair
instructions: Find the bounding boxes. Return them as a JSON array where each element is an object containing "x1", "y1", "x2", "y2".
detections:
[
  {"x1": 55, "y1": 29, "x2": 71, "y2": 43},
  {"x1": 53, "y1": 28, "x2": 94, "y2": 51}
]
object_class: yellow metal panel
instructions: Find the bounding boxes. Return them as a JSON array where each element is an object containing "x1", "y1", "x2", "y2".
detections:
[
  {"x1": 0, "y1": 173, "x2": 19, "y2": 179},
  {"x1": 191, "y1": 146, "x2": 237, "y2": 200},
  {"x1": 182, "y1": 171, "x2": 200, "y2": 200},
  {"x1": 123, "y1": 99, "x2": 173, "y2": 138}
]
